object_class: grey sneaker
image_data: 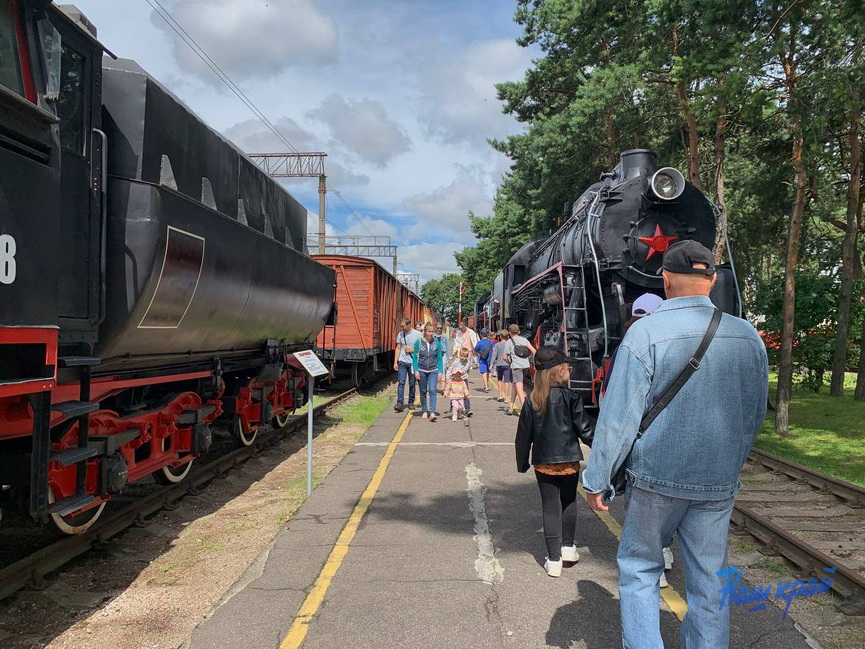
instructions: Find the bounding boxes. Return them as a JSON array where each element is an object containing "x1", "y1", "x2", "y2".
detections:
[
  {"x1": 663, "y1": 547, "x2": 674, "y2": 570},
  {"x1": 394, "y1": 403, "x2": 405, "y2": 412}
]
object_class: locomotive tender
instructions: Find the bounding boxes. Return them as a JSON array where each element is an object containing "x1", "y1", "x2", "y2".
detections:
[
  {"x1": 0, "y1": 1, "x2": 335, "y2": 533},
  {"x1": 483, "y1": 149, "x2": 740, "y2": 407}
]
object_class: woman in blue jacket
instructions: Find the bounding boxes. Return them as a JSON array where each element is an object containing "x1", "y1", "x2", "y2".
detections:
[{"x1": 413, "y1": 323, "x2": 445, "y2": 421}]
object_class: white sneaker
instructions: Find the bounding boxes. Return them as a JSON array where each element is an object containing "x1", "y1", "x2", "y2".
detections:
[
  {"x1": 561, "y1": 545, "x2": 580, "y2": 563},
  {"x1": 663, "y1": 547, "x2": 673, "y2": 570},
  {"x1": 452, "y1": 412, "x2": 458, "y2": 422},
  {"x1": 544, "y1": 558, "x2": 563, "y2": 577},
  {"x1": 660, "y1": 571, "x2": 669, "y2": 588}
]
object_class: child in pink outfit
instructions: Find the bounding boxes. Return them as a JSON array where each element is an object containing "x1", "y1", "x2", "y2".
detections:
[{"x1": 443, "y1": 368, "x2": 470, "y2": 420}]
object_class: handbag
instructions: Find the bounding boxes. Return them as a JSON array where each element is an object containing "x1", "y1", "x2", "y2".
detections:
[
  {"x1": 511, "y1": 336, "x2": 531, "y2": 359},
  {"x1": 610, "y1": 309, "x2": 722, "y2": 496}
]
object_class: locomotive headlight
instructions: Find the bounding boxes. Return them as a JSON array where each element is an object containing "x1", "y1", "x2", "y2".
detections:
[{"x1": 649, "y1": 167, "x2": 685, "y2": 201}]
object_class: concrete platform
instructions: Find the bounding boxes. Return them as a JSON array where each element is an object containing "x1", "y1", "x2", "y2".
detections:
[{"x1": 185, "y1": 378, "x2": 818, "y2": 649}]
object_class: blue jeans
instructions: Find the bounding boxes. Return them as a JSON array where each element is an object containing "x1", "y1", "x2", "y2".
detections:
[
  {"x1": 397, "y1": 361, "x2": 416, "y2": 405},
  {"x1": 418, "y1": 370, "x2": 438, "y2": 414},
  {"x1": 618, "y1": 486, "x2": 735, "y2": 649}
]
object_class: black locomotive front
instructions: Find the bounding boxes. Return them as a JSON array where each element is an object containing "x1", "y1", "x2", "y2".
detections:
[{"x1": 496, "y1": 150, "x2": 740, "y2": 407}]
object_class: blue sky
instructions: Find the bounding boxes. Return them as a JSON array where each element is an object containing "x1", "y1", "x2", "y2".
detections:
[{"x1": 71, "y1": 0, "x2": 536, "y2": 282}]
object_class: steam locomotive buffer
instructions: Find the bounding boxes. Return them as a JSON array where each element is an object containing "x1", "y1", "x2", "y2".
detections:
[{"x1": 0, "y1": 1, "x2": 335, "y2": 534}]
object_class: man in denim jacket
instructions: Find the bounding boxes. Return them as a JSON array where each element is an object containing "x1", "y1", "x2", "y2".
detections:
[{"x1": 583, "y1": 241, "x2": 768, "y2": 649}]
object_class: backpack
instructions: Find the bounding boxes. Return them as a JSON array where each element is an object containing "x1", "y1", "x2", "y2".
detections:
[
  {"x1": 478, "y1": 341, "x2": 492, "y2": 362},
  {"x1": 511, "y1": 337, "x2": 531, "y2": 359}
]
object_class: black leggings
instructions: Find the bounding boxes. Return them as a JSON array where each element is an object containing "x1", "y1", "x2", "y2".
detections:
[{"x1": 535, "y1": 470, "x2": 579, "y2": 561}]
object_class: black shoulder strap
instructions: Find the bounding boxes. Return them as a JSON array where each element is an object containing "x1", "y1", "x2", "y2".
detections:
[{"x1": 638, "y1": 308, "x2": 722, "y2": 434}]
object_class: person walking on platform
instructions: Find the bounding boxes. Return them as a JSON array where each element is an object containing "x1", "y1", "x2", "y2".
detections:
[
  {"x1": 447, "y1": 347, "x2": 474, "y2": 416},
  {"x1": 413, "y1": 323, "x2": 444, "y2": 421},
  {"x1": 504, "y1": 324, "x2": 536, "y2": 415},
  {"x1": 582, "y1": 241, "x2": 769, "y2": 649},
  {"x1": 435, "y1": 323, "x2": 450, "y2": 393},
  {"x1": 515, "y1": 346, "x2": 594, "y2": 577},
  {"x1": 474, "y1": 329, "x2": 496, "y2": 393},
  {"x1": 393, "y1": 318, "x2": 421, "y2": 412},
  {"x1": 459, "y1": 320, "x2": 479, "y2": 367},
  {"x1": 491, "y1": 330, "x2": 511, "y2": 403},
  {"x1": 443, "y1": 366, "x2": 470, "y2": 421}
]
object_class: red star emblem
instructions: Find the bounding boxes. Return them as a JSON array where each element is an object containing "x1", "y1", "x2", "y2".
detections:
[{"x1": 639, "y1": 224, "x2": 678, "y2": 261}]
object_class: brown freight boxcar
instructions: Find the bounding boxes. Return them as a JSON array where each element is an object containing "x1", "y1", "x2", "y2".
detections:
[{"x1": 314, "y1": 255, "x2": 426, "y2": 385}]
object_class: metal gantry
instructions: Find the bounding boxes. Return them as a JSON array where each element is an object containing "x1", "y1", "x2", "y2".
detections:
[
  {"x1": 307, "y1": 235, "x2": 399, "y2": 275},
  {"x1": 248, "y1": 153, "x2": 328, "y2": 253},
  {"x1": 397, "y1": 273, "x2": 420, "y2": 294}
]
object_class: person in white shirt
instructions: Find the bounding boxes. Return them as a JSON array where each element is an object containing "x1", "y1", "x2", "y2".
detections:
[{"x1": 503, "y1": 323, "x2": 537, "y2": 415}]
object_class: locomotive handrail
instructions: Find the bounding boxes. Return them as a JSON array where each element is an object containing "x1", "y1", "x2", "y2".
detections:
[
  {"x1": 585, "y1": 192, "x2": 610, "y2": 360},
  {"x1": 712, "y1": 201, "x2": 744, "y2": 318},
  {"x1": 93, "y1": 128, "x2": 108, "y2": 324}
]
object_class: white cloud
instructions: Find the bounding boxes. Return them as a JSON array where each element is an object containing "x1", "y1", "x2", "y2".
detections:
[
  {"x1": 154, "y1": 0, "x2": 338, "y2": 81},
  {"x1": 344, "y1": 215, "x2": 398, "y2": 240},
  {"x1": 224, "y1": 118, "x2": 370, "y2": 187},
  {"x1": 403, "y1": 171, "x2": 494, "y2": 241},
  {"x1": 418, "y1": 39, "x2": 534, "y2": 145},
  {"x1": 397, "y1": 242, "x2": 465, "y2": 284},
  {"x1": 308, "y1": 94, "x2": 411, "y2": 167}
]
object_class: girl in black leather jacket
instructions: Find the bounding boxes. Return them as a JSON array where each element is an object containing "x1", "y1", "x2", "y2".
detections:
[{"x1": 515, "y1": 346, "x2": 594, "y2": 577}]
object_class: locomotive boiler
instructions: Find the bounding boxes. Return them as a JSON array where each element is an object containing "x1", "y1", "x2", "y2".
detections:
[
  {"x1": 487, "y1": 149, "x2": 740, "y2": 407},
  {"x1": 0, "y1": 2, "x2": 335, "y2": 533}
]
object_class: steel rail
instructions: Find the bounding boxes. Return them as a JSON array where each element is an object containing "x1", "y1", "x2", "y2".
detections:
[
  {"x1": 0, "y1": 388, "x2": 357, "y2": 601},
  {"x1": 731, "y1": 503, "x2": 865, "y2": 610},
  {"x1": 747, "y1": 447, "x2": 865, "y2": 507}
]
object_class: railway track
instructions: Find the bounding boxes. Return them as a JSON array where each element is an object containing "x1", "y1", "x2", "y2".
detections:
[
  {"x1": 733, "y1": 447, "x2": 865, "y2": 614},
  {"x1": 0, "y1": 387, "x2": 358, "y2": 602}
]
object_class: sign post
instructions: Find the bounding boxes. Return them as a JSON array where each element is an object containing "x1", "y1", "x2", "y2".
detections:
[{"x1": 291, "y1": 350, "x2": 330, "y2": 496}]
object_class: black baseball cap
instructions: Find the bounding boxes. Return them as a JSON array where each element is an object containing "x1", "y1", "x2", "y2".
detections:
[
  {"x1": 534, "y1": 345, "x2": 580, "y2": 371},
  {"x1": 659, "y1": 240, "x2": 715, "y2": 276}
]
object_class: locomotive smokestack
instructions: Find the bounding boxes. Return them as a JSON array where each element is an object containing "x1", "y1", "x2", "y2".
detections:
[{"x1": 618, "y1": 149, "x2": 658, "y2": 181}]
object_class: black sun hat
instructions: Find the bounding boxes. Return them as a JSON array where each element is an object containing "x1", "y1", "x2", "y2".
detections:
[
  {"x1": 659, "y1": 240, "x2": 715, "y2": 276},
  {"x1": 533, "y1": 345, "x2": 580, "y2": 371}
]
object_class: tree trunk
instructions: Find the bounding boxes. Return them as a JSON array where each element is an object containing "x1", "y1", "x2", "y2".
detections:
[
  {"x1": 672, "y1": 23, "x2": 701, "y2": 189},
  {"x1": 712, "y1": 105, "x2": 728, "y2": 262},
  {"x1": 830, "y1": 109, "x2": 861, "y2": 396},
  {"x1": 775, "y1": 45, "x2": 807, "y2": 437},
  {"x1": 855, "y1": 186, "x2": 865, "y2": 400}
]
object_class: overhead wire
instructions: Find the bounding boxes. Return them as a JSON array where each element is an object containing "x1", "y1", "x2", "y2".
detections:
[{"x1": 144, "y1": 0, "x2": 373, "y2": 241}]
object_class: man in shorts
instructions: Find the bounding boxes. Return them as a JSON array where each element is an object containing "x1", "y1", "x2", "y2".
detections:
[
  {"x1": 473, "y1": 329, "x2": 496, "y2": 392},
  {"x1": 504, "y1": 324, "x2": 537, "y2": 415},
  {"x1": 491, "y1": 329, "x2": 511, "y2": 403}
]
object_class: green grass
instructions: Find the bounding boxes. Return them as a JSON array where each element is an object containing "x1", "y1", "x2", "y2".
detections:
[
  {"x1": 332, "y1": 394, "x2": 392, "y2": 427},
  {"x1": 756, "y1": 373, "x2": 865, "y2": 487}
]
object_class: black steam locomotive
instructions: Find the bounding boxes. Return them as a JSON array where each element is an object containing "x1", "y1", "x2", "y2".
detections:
[
  {"x1": 482, "y1": 149, "x2": 740, "y2": 408},
  {"x1": 1, "y1": 2, "x2": 335, "y2": 533}
]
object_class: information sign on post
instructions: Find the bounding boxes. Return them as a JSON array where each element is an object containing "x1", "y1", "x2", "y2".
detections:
[{"x1": 292, "y1": 350, "x2": 330, "y2": 496}]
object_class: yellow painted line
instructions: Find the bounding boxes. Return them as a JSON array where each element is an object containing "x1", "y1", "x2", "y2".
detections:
[
  {"x1": 280, "y1": 409, "x2": 413, "y2": 649},
  {"x1": 577, "y1": 484, "x2": 688, "y2": 621}
]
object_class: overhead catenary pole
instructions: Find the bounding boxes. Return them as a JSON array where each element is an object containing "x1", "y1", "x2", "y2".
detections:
[{"x1": 318, "y1": 174, "x2": 327, "y2": 254}]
